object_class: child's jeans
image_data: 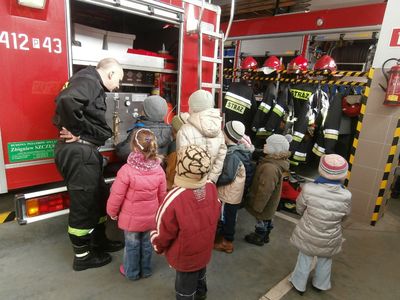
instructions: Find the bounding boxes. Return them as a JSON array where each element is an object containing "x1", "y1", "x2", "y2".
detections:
[
  {"x1": 289, "y1": 251, "x2": 332, "y2": 292},
  {"x1": 123, "y1": 231, "x2": 152, "y2": 280},
  {"x1": 220, "y1": 202, "x2": 240, "y2": 241},
  {"x1": 175, "y1": 267, "x2": 207, "y2": 300}
]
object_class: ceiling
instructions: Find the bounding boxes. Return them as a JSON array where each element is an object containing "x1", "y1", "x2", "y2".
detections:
[{"x1": 212, "y1": 0, "x2": 385, "y2": 22}]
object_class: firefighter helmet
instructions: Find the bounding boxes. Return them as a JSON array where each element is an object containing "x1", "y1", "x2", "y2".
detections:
[
  {"x1": 314, "y1": 55, "x2": 337, "y2": 72},
  {"x1": 287, "y1": 56, "x2": 308, "y2": 73},
  {"x1": 263, "y1": 56, "x2": 282, "y2": 70},
  {"x1": 342, "y1": 96, "x2": 361, "y2": 117},
  {"x1": 241, "y1": 56, "x2": 258, "y2": 70}
]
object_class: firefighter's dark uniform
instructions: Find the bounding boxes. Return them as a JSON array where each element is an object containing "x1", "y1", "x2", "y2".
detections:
[
  {"x1": 223, "y1": 82, "x2": 257, "y2": 137},
  {"x1": 54, "y1": 66, "x2": 122, "y2": 270}
]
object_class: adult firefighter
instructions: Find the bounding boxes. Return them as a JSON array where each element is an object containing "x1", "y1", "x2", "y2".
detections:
[
  {"x1": 223, "y1": 56, "x2": 258, "y2": 137},
  {"x1": 53, "y1": 58, "x2": 124, "y2": 271}
]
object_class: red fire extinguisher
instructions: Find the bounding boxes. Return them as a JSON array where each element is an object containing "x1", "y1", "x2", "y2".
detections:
[{"x1": 382, "y1": 58, "x2": 400, "y2": 106}]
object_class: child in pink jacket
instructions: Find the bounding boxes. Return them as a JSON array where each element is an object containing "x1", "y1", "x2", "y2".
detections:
[{"x1": 107, "y1": 128, "x2": 167, "y2": 281}]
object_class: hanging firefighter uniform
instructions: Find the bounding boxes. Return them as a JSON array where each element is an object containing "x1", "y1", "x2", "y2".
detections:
[
  {"x1": 252, "y1": 83, "x2": 289, "y2": 148},
  {"x1": 312, "y1": 92, "x2": 343, "y2": 156},
  {"x1": 223, "y1": 81, "x2": 257, "y2": 137}
]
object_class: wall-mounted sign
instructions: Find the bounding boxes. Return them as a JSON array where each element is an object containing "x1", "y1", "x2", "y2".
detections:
[
  {"x1": 8, "y1": 139, "x2": 57, "y2": 162},
  {"x1": 389, "y1": 28, "x2": 400, "y2": 47}
]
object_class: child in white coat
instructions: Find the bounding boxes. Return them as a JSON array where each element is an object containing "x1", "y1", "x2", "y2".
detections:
[{"x1": 289, "y1": 154, "x2": 352, "y2": 295}]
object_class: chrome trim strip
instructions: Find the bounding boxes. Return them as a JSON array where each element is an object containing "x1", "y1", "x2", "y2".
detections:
[
  {"x1": 226, "y1": 25, "x2": 382, "y2": 41},
  {"x1": 0, "y1": 128, "x2": 8, "y2": 193},
  {"x1": 25, "y1": 209, "x2": 70, "y2": 224},
  {"x1": 5, "y1": 159, "x2": 55, "y2": 169},
  {"x1": 77, "y1": 0, "x2": 183, "y2": 24},
  {"x1": 177, "y1": 8, "x2": 184, "y2": 114},
  {"x1": 66, "y1": 0, "x2": 73, "y2": 76}
]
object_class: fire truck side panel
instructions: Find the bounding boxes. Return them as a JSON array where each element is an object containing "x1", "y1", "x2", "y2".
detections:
[{"x1": 0, "y1": 1, "x2": 68, "y2": 190}]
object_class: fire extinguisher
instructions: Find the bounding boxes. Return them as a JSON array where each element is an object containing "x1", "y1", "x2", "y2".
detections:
[{"x1": 381, "y1": 58, "x2": 400, "y2": 106}]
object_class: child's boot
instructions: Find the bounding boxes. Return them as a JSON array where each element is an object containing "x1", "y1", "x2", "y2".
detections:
[
  {"x1": 244, "y1": 232, "x2": 265, "y2": 246},
  {"x1": 214, "y1": 238, "x2": 234, "y2": 253}
]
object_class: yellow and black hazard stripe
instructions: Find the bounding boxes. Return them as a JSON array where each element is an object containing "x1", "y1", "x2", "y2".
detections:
[
  {"x1": 0, "y1": 211, "x2": 15, "y2": 223},
  {"x1": 223, "y1": 68, "x2": 368, "y2": 77},
  {"x1": 370, "y1": 118, "x2": 400, "y2": 226},
  {"x1": 344, "y1": 68, "x2": 374, "y2": 187},
  {"x1": 223, "y1": 74, "x2": 367, "y2": 87}
]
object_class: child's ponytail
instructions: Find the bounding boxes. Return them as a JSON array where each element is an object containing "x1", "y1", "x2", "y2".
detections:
[{"x1": 130, "y1": 128, "x2": 158, "y2": 160}]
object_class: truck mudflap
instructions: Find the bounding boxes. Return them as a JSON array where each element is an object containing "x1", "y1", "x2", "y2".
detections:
[{"x1": 15, "y1": 177, "x2": 115, "y2": 225}]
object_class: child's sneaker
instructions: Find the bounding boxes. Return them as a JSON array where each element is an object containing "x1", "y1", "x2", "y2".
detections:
[{"x1": 214, "y1": 238, "x2": 233, "y2": 253}]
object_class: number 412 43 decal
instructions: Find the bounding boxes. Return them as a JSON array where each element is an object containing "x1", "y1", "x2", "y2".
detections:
[{"x1": 0, "y1": 31, "x2": 62, "y2": 54}]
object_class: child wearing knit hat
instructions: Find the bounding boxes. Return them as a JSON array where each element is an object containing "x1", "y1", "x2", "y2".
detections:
[
  {"x1": 214, "y1": 121, "x2": 255, "y2": 254},
  {"x1": 165, "y1": 112, "x2": 189, "y2": 190},
  {"x1": 244, "y1": 134, "x2": 291, "y2": 246},
  {"x1": 177, "y1": 89, "x2": 227, "y2": 183},
  {"x1": 151, "y1": 145, "x2": 221, "y2": 300},
  {"x1": 289, "y1": 154, "x2": 352, "y2": 295},
  {"x1": 115, "y1": 95, "x2": 173, "y2": 162}
]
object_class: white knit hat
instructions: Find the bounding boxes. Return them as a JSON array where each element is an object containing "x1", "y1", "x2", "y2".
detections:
[
  {"x1": 263, "y1": 134, "x2": 291, "y2": 155},
  {"x1": 319, "y1": 154, "x2": 348, "y2": 180},
  {"x1": 188, "y1": 89, "x2": 214, "y2": 113},
  {"x1": 174, "y1": 145, "x2": 211, "y2": 189},
  {"x1": 224, "y1": 121, "x2": 245, "y2": 143}
]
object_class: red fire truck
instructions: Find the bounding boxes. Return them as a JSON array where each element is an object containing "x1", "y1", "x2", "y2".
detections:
[{"x1": 0, "y1": 0, "x2": 224, "y2": 224}]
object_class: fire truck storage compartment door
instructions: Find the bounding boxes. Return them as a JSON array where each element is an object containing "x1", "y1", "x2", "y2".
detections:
[{"x1": 240, "y1": 36, "x2": 303, "y2": 57}]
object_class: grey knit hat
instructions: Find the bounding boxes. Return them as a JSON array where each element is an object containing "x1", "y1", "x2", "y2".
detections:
[
  {"x1": 263, "y1": 134, "x2": 291, "y2": 155},
  {"x1": 224, "y1": 121, "x2": 245, "y2": 143},
  {"x1": 143, "y1": 95, "x2": 168, "y2": 122},
  {"x1": 188, "y1": 89, "x2": 214, "y2": 113}
]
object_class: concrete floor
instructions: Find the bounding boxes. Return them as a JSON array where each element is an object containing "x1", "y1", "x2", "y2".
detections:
[{"x1": 0, "y1": 198, "x2": 400, "y2": 300}]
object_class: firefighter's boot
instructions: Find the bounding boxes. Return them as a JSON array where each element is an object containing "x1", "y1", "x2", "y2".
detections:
[
  {"x1": 72, "y1": 244, "x2": 112, "y2": 271},
  {"x1": 91, "y1": 223, "x2": 124, "y2": 253}
]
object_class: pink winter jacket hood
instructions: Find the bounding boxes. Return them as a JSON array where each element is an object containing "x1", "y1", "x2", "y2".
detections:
[{"x1": 107, "y1": 151, "x2": 167, "y2": 232}]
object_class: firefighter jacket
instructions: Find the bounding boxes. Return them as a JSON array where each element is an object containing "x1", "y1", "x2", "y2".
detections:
[
  {"x1": 252, "y1": 82, "x2": 277, "y2": 136},
  {"x1": 150, "y1": 183, "x2": 221, "y2": 272},
  {"x1": 312, "y1": 92, "x2": 343, "y2": 157},
  {"x1": 54, "y1": 66, "x2": 112, "y2": 146},
  {"x1": 288, "y1": 83, "x2": 317, "y2": 162},
  {"x1": 223, "y1": 82, "x2": 258, "y2": 136}
]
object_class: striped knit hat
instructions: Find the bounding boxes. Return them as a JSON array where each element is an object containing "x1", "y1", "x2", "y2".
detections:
[
  {"x1": 224, "y1": 121, "x2": 245, "y2": 143},
  {"x1": 174, "y1": 145, "x2": 211, "y2": 189},
  {"x1": 318, "y1": 154, "x2": 348, "y2": 180}
]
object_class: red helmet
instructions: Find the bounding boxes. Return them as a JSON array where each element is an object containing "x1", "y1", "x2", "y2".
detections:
[
  {"x1": 314, "y1": 55, "x2": 337, "y2": 72},
  {"x1": 287, "y1": 56, "x2": 308, "y2": 73},
  {"x1": 241, "y1": 56, "x2": 258, "y2": 70},
  {"x1": 263, "y1": 56, "x2": 282, "y2": 71},
  {"x1": 342, "y1": 96, "x2": 361, "y2": 117}
]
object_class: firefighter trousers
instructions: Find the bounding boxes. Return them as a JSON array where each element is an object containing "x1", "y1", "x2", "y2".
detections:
[{"x1": 55, "y1": 141, "x2": 109, "y2": 248}]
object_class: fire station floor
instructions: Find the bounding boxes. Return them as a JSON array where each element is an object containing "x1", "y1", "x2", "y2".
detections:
[{"x1": 1, "y1": 200, "x2": 400, "y2": 300}]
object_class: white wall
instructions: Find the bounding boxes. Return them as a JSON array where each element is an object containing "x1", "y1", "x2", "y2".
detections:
[{"x1": 372, "y1": 0, "x2": 400, "y2": 68}]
